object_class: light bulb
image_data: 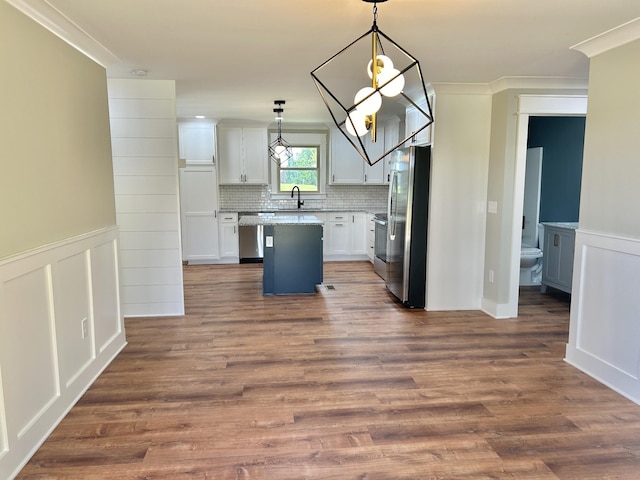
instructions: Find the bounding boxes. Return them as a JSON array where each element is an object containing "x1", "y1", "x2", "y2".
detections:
[
  {"x1": 367, "y1": 55, "x2": 393, "y2": 79},
  {"x1": 274, "y1": 145, "x2": 287, "y2": 157},
  {"x1": 378, "y1": 68, "x2": 405, "y2": 97},
  {"x1": 354, "y1": 87, "x2": 382, "y2": 115},
  {"x1": 345, "y1": 110, "x2": 369, "y2": 137}
]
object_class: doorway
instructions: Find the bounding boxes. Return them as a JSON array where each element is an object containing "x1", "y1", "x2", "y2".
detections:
[{"x1": 508, "y1": 95, "x2": 588, "y2": 316}]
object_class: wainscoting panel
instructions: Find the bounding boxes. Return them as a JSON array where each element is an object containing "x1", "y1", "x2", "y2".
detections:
[
  {"x1": 566, "y1": 229, "x2": 640, "y2": 404},
  {"x1": 1, "y1": 265, "x2": 59, "y2": 440},
  {"x1": 0, "y1": 227, "x2": 126, "y2": 480}
]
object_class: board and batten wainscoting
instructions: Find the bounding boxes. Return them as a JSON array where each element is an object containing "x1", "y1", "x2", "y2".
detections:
[
  {"x1": 0, "y1": 227, "x2": 126, "y2": 479},
  {"x1": 565, "y1": 228, "x2": 640, "y2": 404}
]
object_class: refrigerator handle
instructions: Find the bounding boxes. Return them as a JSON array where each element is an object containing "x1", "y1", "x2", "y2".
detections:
[{"x1": 389, "y1": 171, "x2": 398, "y2": 241}]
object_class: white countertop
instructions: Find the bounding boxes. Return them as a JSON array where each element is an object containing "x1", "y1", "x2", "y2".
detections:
[
  {"x1": 239, "y1": 214, "x2": 324, "y2": 226},
  {"x1": 542, "y1": 222, "x2": 578, "y2": 229}
]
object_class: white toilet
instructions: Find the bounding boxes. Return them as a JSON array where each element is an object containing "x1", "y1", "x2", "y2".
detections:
[{"x1": 520, "y1": 224, "x2": 544, "y2": 286}]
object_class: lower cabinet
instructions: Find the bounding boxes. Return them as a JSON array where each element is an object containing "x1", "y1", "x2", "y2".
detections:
[
  {"x1": 325, "y1": 212, "x2": 368, "y2": 260},
  {"x1": 541, "y1": 224, "x2": 576, "y2": 294},
  {"x1": 367, "y1": 213, "x2": 375, "y2": 263},
  {"x1": 218, "y1": 212, "x2": 239, "y2": 263}
]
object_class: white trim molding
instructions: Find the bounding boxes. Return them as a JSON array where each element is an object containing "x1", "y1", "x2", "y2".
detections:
[
  {"x1": 565, "y1": 229, "x2": 640, "y2": 406},
  {"x1": 5, "y1": 0, "x2": 120, "y2": 67},
  {"x1": 572, "y1": 17, "x2": 640, "y2": 58},
  {"x1": 0, "y1": 227, "x2": 126, "y2": 479}
]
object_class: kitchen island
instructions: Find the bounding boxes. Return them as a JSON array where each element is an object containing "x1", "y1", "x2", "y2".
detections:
[{"x1": 239, "y1": 214, "x2": 324, "y2": 295}]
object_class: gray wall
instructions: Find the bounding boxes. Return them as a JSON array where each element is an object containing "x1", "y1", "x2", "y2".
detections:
[
  {"x1": 527, "y1": 116, "x2": 585, "y2": 222},
  {"x1": 0, "y1": 1, "x2": 116, "y2": 259}
]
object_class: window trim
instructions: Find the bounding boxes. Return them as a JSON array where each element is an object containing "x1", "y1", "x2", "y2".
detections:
[
  {"x1": 277, "y1": 145, "x2": 320, "y2": 193},
  {"x1": 269, "y1": 131, "x2": 327, "y2": 199}
]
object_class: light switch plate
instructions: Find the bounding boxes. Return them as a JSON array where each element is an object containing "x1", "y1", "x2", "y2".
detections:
[
  {"x1": 488, "y1": 201, "x2": 498, "y2": 214},
  {"x1": 266, "y1": 236, "x2": 273, "y2": 247}
]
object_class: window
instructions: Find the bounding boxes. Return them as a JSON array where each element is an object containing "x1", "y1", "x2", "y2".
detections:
[{"x1": 278, "y1": 146, "x2": 320, "y2": 193}]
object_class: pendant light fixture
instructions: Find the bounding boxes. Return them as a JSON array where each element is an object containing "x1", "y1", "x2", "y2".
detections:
[
  {"x1": 269, "y1": 100, "x2": 292, "y2": 166},
  {"x1": 311, "y1": 0, "x2": 433, "y2": 166}
]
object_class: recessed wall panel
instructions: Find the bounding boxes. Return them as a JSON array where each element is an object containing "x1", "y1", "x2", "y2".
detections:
[
  {"x1": 53, "y1": 252, "x2": 93, "y2": 388},
  {"x1": 577, "y1": 245, "x2": 640, "y2": 379},
  {"x1": 91, "y1": 241, "x2": 122, "y2": 353},
  {"x1": 0, "y1": 268, "x2": 58, "y2": 439}
]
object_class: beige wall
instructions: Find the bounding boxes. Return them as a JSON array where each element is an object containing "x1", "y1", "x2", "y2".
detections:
[
  {"x1": 0, "y1": 2, "x2": 116, "y2": 259},
  {"x1": 579, "y1": 39, "x2": 640, "y2": 238}
]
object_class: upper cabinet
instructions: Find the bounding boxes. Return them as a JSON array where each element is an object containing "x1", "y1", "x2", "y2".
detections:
[
  {"x1": 330, "y1": 128, "x2": 364, "y2": 184},
  {"x1": 178, "y1": 122, "x2": 216, "y2": 164},
  {"x1": 217, "y1": 125, "x2": 268, "y2": 185},
  {"x1": 405, "y1": 96, "x2": 434, "y2": 146},
  {"x1": 330, "y1": 125, "x2": 392, "y2": 185}
]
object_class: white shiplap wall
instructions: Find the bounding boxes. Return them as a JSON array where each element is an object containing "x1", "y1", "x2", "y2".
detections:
[{"x1": 108, "y1": 79, "x2": 184, "y2": 316}]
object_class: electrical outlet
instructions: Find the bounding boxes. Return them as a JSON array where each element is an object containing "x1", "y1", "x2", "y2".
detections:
[
  {"x1": 489, "y1": 270, "x2": 495, "y2": 283},
  {"x1": 81, "y1": 318, "x2": 88, "y2": 339}
]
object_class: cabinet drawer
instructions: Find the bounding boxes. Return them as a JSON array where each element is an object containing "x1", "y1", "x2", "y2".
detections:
[
  {"x1": 329, "y1": 213, "x2": 350, "y2": 223},
  {"x1": 219, "y1": 212, "x2": 238, "y2": 223}
]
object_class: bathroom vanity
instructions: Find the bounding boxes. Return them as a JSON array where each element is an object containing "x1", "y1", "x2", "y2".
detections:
[{"x1": 541, "y1": 222, "x2": 577, "y2": 294}]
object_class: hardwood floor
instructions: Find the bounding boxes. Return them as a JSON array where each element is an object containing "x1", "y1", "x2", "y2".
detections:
[{"x1": 17, "y1": 262, "x2": 640, "y2": 479}]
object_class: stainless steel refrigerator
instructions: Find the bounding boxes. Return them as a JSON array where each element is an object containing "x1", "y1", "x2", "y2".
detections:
[{"x1": 386, "y1": 146, "x2": 431, "y2": 308}]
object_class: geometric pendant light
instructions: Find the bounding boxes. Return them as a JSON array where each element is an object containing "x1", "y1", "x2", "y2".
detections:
[
  {"x1": 268, "y1": 100, "x2": 292, "y2": 166},
  {"x1": 311, "y1": 0, "x2": 434, "y2": 166}
]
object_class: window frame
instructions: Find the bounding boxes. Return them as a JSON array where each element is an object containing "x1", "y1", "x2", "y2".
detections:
[
  {"x1": 277, "y1": 145, "x2": 321, "y2": 193},
  {"x1": 269, "y1": 131, "x2": 328, "y2": 199}
]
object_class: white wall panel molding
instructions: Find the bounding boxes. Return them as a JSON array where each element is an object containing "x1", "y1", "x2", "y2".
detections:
[
  {"x1": 0, "y1": 226, "x2": 126, "y2": 480},
  {"x1": 565, "y1": 228, "x2": 640, "y2": 405}
]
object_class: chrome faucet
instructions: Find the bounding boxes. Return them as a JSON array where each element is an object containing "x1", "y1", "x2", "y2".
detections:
[{"x1": 291, "y1": 185, "x2": 304, "y2": 209}]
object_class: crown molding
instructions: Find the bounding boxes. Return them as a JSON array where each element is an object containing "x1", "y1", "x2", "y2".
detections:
[
  {"x1": 6, "y1": 0, "x2": 119, "y2": 67},
  {"x1": 571, "y1": 17, "x2": 640, "y2": 58},
  {"x1": 489, "y1": 76, "x2": 588, "y2": 93},
  {"x1": 431, "y1": 83, "x2": 493, "y2": 95}
]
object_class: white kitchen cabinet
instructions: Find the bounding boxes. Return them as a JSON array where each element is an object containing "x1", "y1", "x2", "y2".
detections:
[
  {"x1": 541, "y1": 223, "x2": 576, "y2": 294},
  {"x1": 383, "y1": 118, "x2": 401, "y2": 184},
  {"x1": 350, "y1": 212, "x2": 368, "y2": 256},
  {"x1": 330, "y1": 129, "x2": 364, "y2": 184},
  {"x1": 331, "y1": 126, "x2": 395, "y2": 185},
  {"x1": 363, "y1": 128, "x2": 386, "y2": 184},
  {"x1": 326, "y1": 212, "x2": 368, "y2": 259},
  {"x1": 367, "y1": 213, "x2": 375, "y2": 262},
  {"x1": 179, "y1": 166, "x2": 219, "y2": 263},
  {"x1": 178, "y1": 122, "x2": 215, "y2": 164},
  {"x1": 219, "y1": 212, "x2": 239, "y2": 262},
  {"x1": 405, "y1": 96, "x2": 434, "y2": 146},
  {"x1": 217, "y1": 125, "x2": 268, "y2": 184}
]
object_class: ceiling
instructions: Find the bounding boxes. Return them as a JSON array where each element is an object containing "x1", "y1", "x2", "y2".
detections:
[{"x1": 18, "y1": 0, "x2": 640, "y2": 124}]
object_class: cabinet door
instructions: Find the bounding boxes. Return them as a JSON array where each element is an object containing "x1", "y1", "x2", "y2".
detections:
[
  {"x1": 179, "y1": 166, "x2": 219, "y2": 261},
  {"x1": 328, "y1": 220, "x2": 350, "y2": 255},
  {"x1": 217, "y1": 126, "x2": 244, "y2": 184},
  {"x1": 242, "y1": 127, "x2": 268, "y2": 184},
  {"x1": 350, "y1": 213, "x2": 368, "y2": 255},
  {"x1": 330, "y1": 129, "x2": 364, "y2": 184},
  {"x1": 405, "y1": 97, "x2": 433, "y2": 146},
  {"x1": 363, "y1": 127, "x2": 385, "y2": 184},
  {"x1": 383, "y1": 119, "x2": 400, "y2": 184},
  {"x1": 219, "y1": 221, "x2": 239, "y2": 258},
  {"x1": 178, "y1": 123, "x2": 215, "y2": 164}
]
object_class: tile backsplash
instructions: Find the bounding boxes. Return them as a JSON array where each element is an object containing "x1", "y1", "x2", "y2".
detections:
[{"x1": 219, "y1": 185, "x2": 388, "y2": 212}]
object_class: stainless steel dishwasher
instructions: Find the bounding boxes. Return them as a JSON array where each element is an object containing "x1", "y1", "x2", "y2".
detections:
[{"x1": 239, "y1": 213, "x2": 274, "y2": 263}]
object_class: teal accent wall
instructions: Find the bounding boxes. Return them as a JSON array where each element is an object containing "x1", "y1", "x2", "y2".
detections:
[{"x1": 527, "y1": 116, "x2": 586, "y2": 222}]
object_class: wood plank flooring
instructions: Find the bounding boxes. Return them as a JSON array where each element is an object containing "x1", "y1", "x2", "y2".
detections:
[{"x1": 17, "y1": 262, "x2": 640, "y2": 479}]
